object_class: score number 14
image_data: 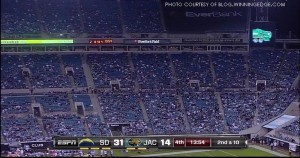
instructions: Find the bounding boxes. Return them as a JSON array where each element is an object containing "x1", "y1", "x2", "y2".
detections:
[{"x1": 161, "y1": 139, "x2": 171, "y2": 146}]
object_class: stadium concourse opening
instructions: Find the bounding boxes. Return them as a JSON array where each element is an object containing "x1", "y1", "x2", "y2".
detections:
[{"x1": 1, "y1": 0, "x2": 300, "y2": 157}]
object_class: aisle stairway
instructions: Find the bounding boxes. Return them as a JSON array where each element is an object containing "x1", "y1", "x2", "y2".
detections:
[
  {"x1": 20, "y1": 55, "x2": 32, "y2": 89},
  {"x1": 168, "y1": 54, "x2": 191, "y2": 133},
  {"x1": 68, "y1": 94, "x2": 77, "y2": 113},
  {"x1": 81, "y1": 116, "x2": 91, "y2": 136},
  {"x1": 244, "y1": 55, "x2": 250, "y2": 88},
  {"x1": 90, "y1": 94, "x2": 105, "y2": 123},
  {"x1": 37, "y1": 118, "x2": 48, "y2": 137},
  {"x1": 58, "y1": 55, "x2": 75, "y2": 87},
  {"x1": 127, "y1": 52, "x2": 140, "y2": 93},
  {"x1": 208, "y1": 54, "x2": 218, "y2": 87},
  {"x1": 81, "y1": 54, "x2": 95, "y2": 89},
  {"x1": 139, "y1": 99, "x2": 153, "y2": 134},
  {"x1": 177, "y1": 94, "x2": 192, "y2": 133},
  {"x1": 215, "y1": 92, "x2": 230, "y2": 133}
]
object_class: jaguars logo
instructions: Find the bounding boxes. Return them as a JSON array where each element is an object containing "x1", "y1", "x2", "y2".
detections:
[{"x1": 128, "y1": 138, "x2": 141, "y2": 147}]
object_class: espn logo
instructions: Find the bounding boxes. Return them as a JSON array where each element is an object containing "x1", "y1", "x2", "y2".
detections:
[{"x1": 55, "y1": 138, "x2": 78, "y2": 147}]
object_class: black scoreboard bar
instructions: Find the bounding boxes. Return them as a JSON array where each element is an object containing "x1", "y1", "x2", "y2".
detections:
[{"x1": 53, "y1": 135, "x2": 247, "y2": 150}]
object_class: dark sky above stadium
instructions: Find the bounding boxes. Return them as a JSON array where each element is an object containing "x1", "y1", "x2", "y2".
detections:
[
  {"x1": 161, "y1": 0, "x2": 299, "y2": 37},
  {"x1": 267, "y1": 0, "x2": 299, "y2": 38}
]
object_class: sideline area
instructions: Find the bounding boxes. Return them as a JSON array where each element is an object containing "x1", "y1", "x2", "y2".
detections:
[{"x1": 133, "y1": 145, "x2": 287, "y2": 157}]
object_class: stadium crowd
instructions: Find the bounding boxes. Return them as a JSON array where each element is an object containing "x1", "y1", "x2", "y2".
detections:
[
  {"x1": 1, "y1": 55, "x2": 27, "y2": 89},
  {"x1": 221, "y1": 92, "x2": 256, "y2": 133},
  {"x1": 35, "y1": 95, "x2": 71, "y2": 113},
  {"x1": 85, "y1": 114, "x2": 111, "y2": 136},
  {"x1": 273, "y1": 118, "x2": 300, "y2": 144},
  {"x1": 121, "y1": 0, "x2": 164, "y2": 33},
  {"x1": 171, "y1": 53, "x2": 213, "y2": 88},
  {"x1": 133, "y1": 54, "x2": 174, "y2": 90},
  {"x1": 43, "y1": 114, "x2": 87, "y2": 137},
  {"x1": 87, "y1": 53, "x2": 134, "y2": 89},
  {"x1": 183, "y1": 92, "x2": 225, "y2": 134},
  {"x1": 1, "y1": 52, "x2": 299, "y2": 143},
  {"x1": 282, "y1": 119, "x2": 300, "y2": 136},
  {"x1": 1, "y1": 0, "x2": 41, "y2": 34},
  {"x1": 1, "y1": 51, "x2": 299, "y2": 144},
  {"x1": 1, "y1": 0, "x2": 299, "y2": 157},
  {"x1": 73, "y1": 94, "x2": 93, "y2": 111},
  {"x1": 1, "y1": 115, "x2": 47, "y2": 143},
  {"x1": 256, "y1": 89, "x2": 297, "y2": 124},
  {"x1": 212, "y1": 53, "x2": 247, "y2": 88},
  {"x1": 80, "y1": 0, "x2": 122, "y2": 34},
  {"x1": 23, "y1": 54, "x2": 71, "y2": 88},
  {"x1": 142, "y1": 92, "x2": 186, "y2": 134},
  {"x1": 1, "y1": 96, "x2": 31, "y2": 114},
  {"x1": 1, "y1": 0, "x2": 164, "y2": 37},
  {"x1": 62, "y1": 54, "x2": 87, "y2": 87}
]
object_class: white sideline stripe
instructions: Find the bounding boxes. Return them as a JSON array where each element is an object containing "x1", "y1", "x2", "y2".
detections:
[
  {"x1": 249, "y1": 145, "x2": 287, "y2": 157},
  {"x1": 133, "y1": 149, "x2": 211, "y2": 157},
  {"x1": 220, "y1": 150, "x2": 238, "y2": 157}
]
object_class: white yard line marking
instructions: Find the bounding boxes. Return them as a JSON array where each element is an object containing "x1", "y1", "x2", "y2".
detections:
[
  {"x1": 220, "y1": 150, "x2": 238, "y2": 157},
  {"x1": 249, "y1": 145, "x2": 287, "y2": 157},
  {"x1": 203, "y1": 151, "x2": 215, "y2": 157}
]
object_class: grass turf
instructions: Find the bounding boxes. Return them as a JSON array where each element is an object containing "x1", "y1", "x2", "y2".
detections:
[
  {"x1": 82, "y1": 147, "x2": 280, "y2": 157},
  {"x1": 162, "y1": 148, "x2": 277, "y2": 157}
]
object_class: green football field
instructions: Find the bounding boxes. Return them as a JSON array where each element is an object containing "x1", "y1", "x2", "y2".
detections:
[
  {"x1": 82, "y1": 146, "x2": 287, "y2": 157},
  {"x1": 158, "y1": 148, "x2": 277, "y2": 157}
]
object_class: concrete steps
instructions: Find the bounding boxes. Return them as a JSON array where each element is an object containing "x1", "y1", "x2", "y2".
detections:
[
  {"x1": 215, "y1": 92, "x2": 230, "y2": 133},
  {"x1": 81, "y1": 54, "x2": 95, "y2": 89},
  {"x1": 68, "y1": 94, "x2": 77, "y2": 113},
  {"x1": 58, "y1": 55, "x2": 75, "y2": 87},
  {"x1": 253, "y1": 93, "x2": 260, "y2": 126},
  {"x1": 76, "y1": 0, "x2": 85, "y2": 33},
  {"x1": 31, "y1": 96, "x2": 36, "y2": 103},
  {"x1": 244, "y1": 55, "x2": 250, "y2": 88},
  {"x1": 127, "y1": 52, "x2": 139, "y2": 92},
  {"x1": 168, "y1": 53, "x2": 178, "y2": 86},
  {"x1": 81, "y1": 116, "x2": 91, "y2": 137},
  {"x1": 138, "y1": 100, "x2": 149, "y2": 123},
  {"x1": 20, "y1": 55, "x2": 32, "y2": 89},
  {"x1": 158, "y1": 0, "x2": 167, "y2": 32},
  {"x1": 1, "y1": 134, "x2": 5, "y2": 143},
  {"x1": 138, "y1": 99, "x2": 153, "y2": 134},
  {"x1": 168, "y1": 53, "x2": 191, "y2": 133},
  {"x1": 117, "y1": 0, "x2": 127, "y2": 34},
  {"x1": 68, "y1": 76, "x2": 76, "y2": 88},
  {"x1": 128, "y1": 52, "x2": 153, "y2": 134},
  {"x1": 208, "y1": 54, "x2": 218, "y2": 87},
  {"x1": 90, "y1": 94, "x2": 105, "y2": 123},
  {"x1": 31, "y1": 95, "x2": 46, "y2": 116},
  {"x1": 37, "y1": 118, "x2": 48, "y2": 137},
  {"x1": 33, "y1": 0, "x2": 46, "y2": 35},
  {"x1": 177, "y1": 94, "x2": 191, "y2": 133}
]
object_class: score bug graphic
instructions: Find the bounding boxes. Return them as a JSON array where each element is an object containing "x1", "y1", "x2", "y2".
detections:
[
  {"x1": 128, "y1": 138, "x2": 142, "y2": 147},
  {"x1": 78, "y1": 138, "x2": 95, "y2": 147},
  {"x1": 124, "y1": 138, "x2": 158, "y2": 148}
]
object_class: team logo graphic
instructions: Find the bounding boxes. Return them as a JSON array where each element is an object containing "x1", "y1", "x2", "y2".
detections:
[
  {"x1": 79, "y1": 138, "x2": 94, "y2": 147},
  {"x1": 128, "y1": 138, "x2": 141, "y2": 147}
]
